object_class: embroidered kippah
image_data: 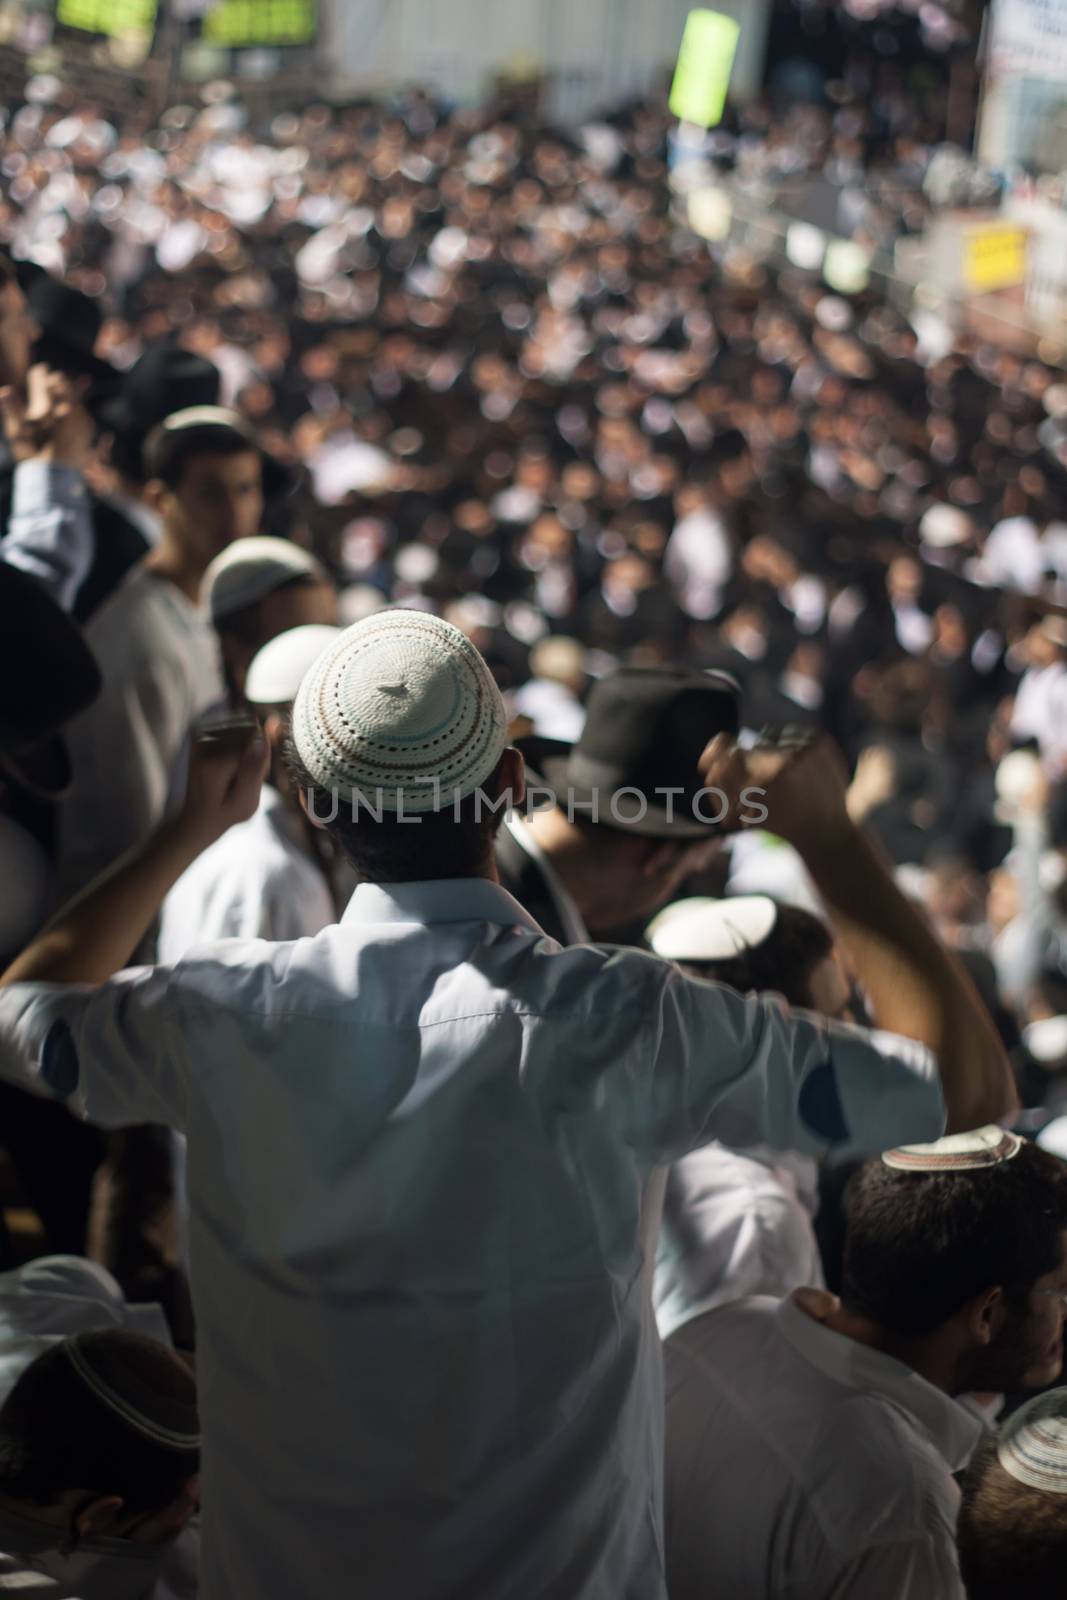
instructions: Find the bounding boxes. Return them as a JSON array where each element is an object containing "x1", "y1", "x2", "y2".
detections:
[
  {"x1": 998, "y1": 1390, "x2": 1067, "y2": 1493},
  {"x1": 882, "y1": 1126, "x2": 1023, "y2": 1173},
  {"x1": 291, "y1": 608, "x2": 508, "y2": 813}
]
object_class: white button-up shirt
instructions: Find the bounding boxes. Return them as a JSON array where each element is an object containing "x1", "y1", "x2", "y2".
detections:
[
  {"x1": 654, "y1": 1145, "x2": 823, "y2": 1340},
  {"x1": 0, "y1": 879, "x2": 944, "y2": 1600},
  {"x1": 158, "y1": 785, "x2": 335, "y2": 962},
  {"x1": 664, "y1": 1293, "x2": 978, "y2": 1599}
]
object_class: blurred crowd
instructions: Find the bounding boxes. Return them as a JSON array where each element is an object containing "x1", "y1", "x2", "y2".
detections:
[{"x1": 0, "y1": 44, "x2": 1066, "y2": 1600}]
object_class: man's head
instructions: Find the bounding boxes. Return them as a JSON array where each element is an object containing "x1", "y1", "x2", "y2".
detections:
[
  {"x1": 525, "y1": 665, "x2": 741, "y2": 933},
  {"x1": 143, "y1": 407, "x2": 268, "y2": 570},
  {"x1": 0, "y1": 1330, "x2": 199, "y2": 1546},
  {"x1": 0, "y1": 256, "x2": 38, "y2": 393},
  {"x1": 958, "y1": 1389, "x2": 1067, "y2": 1600},
  {"x1": 841, "y1": 1132, "x2": 1067, "y2": 1394},
  {"x1": 202, "y1": 536, "x2": 338, "y2": 703},
  {"x1": 245, "y1": 622, "x2": 342, "y2": 796},
  {"x1": 288, "y1": 608, "x2": 519, "y2": 883},
  {"x1": 647, "y1": 895, "x2": 851, "y2": 1018}
]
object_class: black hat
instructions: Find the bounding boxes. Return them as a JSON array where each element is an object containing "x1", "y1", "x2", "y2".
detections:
[
  {"x1": 142, "y1": 405, "x2": 293, "y2": 501},
  {"x1": 18, "y1": 265, "x2": 117, "y2": 388},
  {"x1": 524, "y1": 665, "x2": 741, "y2": 838},
  {"x1": 97, "y1": 343, "x2": 221, "y2": 443},
  {"x1": 0, "y1": 561, "x2": 102, "y2": 799}
]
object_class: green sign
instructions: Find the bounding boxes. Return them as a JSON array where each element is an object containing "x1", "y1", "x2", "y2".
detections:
[
  {"x1": 57, "y1": 0, "x2": 156, "y2": 34},
  {"x1": 203, "y1": 0, "x2": 315, "y2": 45},
  {"x1": 669, "y1": 9, "x2": 740, "y2": 129}
]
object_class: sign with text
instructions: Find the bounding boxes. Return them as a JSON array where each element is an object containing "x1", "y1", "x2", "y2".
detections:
[
  {"x1": 962, "y1": 220, "x2": 1028, "y2": 293},
  {"x1": 990, "y1": 0, "x2": 1067, "y2": 79}
]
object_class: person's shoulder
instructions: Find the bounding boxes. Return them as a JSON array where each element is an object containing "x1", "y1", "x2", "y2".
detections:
[{"x1": 800, "y1": 1394, "x2": 961, "y2": 1549}]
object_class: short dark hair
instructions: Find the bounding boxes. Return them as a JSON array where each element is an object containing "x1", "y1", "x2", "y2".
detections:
[
  {"x1": 285, "y1": 742, "x2": 508, "y2": 882},
  {"x1": 215, "y1": 574, "x2": 321, "y2": 646},
  {"x1": 840, "y1": 1141, "x2": 1067, "y2": 1338},
  {"x1": 144, "y1": 422, "x2": 260, "y2": 492},
  {"x1": 958, "y1": 1439, "x2": 1067, "y2": 1599},
  {"x1": 678, "y1": 904, "x2": 833, "y2": 1009},
  {"x1": 0, "y1": 1333, "x2": 198, "y2": 1515}
]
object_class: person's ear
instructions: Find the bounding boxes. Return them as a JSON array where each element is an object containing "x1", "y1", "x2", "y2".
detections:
[
  {"x1": 639, "y1": 840, "x2": 680, "y2": 879},
  {"x1": 964, "y1": 1285, "x2": 1005, "y2": 1347},
  {"x1": 263, "y1": 711, "x2": 287, "y2": 755},
  {"x1": 497, "y1": 745, "x2": 525, "y2": 813},
  {"x1": 75, "y1": 1495, "x2": 125, "y2": 1539},
  {"x1": 142, "y1": 478, "x2": 170, "y2": 516}
]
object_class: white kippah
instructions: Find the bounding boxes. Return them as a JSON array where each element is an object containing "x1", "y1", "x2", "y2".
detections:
[
  {"x1": 291, "y1": 608, "x2": 508, "y2": 813},
  {"x1": 998, "y1": 1389, "x2": 1067, "y2": 1493},
  {"x1": 882, "y1": 1125, "x2": 1024, "y2": 1173},
  {"x1": 646, "y1": 896, "x2": 778, "y2": 962},
  {"x1": 201, "y1": 536, "x2": 327, "y2": 622},
  {"x1": 245, "y1": 624, "x2": 342, "y2": 707}
]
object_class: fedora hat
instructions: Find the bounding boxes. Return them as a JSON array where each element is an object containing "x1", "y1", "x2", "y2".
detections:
[
  {"x1": 0, "y1": 561, "x2": 102, "y2": 800},
  {"x1": 96, "y1": 342, "x2": 221, "y2": 442},
  {"x1": 17, "y1": 265, "x2": 117, "y2": 390},
  {"x1": 522, "y1": 665, "x2": 741, "y2": 838}
]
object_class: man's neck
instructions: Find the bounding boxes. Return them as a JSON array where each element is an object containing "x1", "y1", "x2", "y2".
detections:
[
  {"x1": 817, "y1": 1299, "x2": 957, "y2": 1394},
  {"x1": 524, "y1": 808, "x2": 605, "y2": 926},
  {"x1": 0, "y1": 1493, "x2": 67, "y2": 1531},
  {"x1": 143, "y1": 538, "x2": 207, "y2": 603}
]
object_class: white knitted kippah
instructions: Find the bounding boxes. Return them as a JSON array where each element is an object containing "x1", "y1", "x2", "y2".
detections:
[
  {"x1": 998, "y1": 1389, "x2": 1067, "y2": 1493},
  {"x1": 291, "y1": 608, "x2": 508, "y2": 812}
]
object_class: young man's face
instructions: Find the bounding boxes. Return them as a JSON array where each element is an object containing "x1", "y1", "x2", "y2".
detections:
[
  {"x1": 166, "y1": 449, "x2": 264, "y2": 562},
  {"x1": 974, "y1": 1230, "x2": 1067, "y2": 1393},
  {"x1": 0, "y1": 280, "x2": 37, "y2": 393}
]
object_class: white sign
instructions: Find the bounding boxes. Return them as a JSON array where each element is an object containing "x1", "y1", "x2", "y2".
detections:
[{"x1": 990, "y1": 0, "x2": 1067, "y2": 80}]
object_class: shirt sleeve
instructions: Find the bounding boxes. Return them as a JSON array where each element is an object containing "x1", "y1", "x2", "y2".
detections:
[
  {"x1": 635, "y1": 963, "x2": 945, "y2": 1163},
  {"x1": 0, "y1": 969, "x2": 188, "y2": 1131},
  {"x1": 3, "y1": 459, "x2": 93, "y2": 612}
]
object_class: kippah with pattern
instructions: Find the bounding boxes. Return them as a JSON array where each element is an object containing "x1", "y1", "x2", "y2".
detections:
[
  {"x1": 998, "y1": 1390, "x2": 1067, "y2": 1493},
  {"x1": 291, "y1": 608, "x2": 508, "y2": 812}
]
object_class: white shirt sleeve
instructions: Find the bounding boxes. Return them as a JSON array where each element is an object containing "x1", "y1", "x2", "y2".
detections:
[
  {"x1": 0, "y1": 967, "x2": 188, "y2": 1131},
  {"x1": 636, "y1": 962, "x2": 945, "y2": 1163}
]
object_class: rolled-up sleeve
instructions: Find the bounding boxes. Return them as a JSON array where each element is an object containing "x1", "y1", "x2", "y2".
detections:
[
  {"x1": 635, "y1": 965, "x2": 945, "y2": 1163},
  {"x1": 0, "y1": 968, "x2": 187, "y2": 1131},
  {"x1": 4, "y1": 460, "x2": 93, "y2": 612}
]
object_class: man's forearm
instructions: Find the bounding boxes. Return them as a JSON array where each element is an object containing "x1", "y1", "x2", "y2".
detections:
[
  {"x1": 1, "y1": 818, "x2": 205, "y2": 988},
  {"x1": 797, "y1": 821, "x2": 1016, "y2": 1132}
]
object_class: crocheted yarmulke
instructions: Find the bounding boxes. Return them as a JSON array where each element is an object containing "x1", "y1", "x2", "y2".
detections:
[
  {"x1": 998, "y1": 1389, "x2": 1067, "y2": 1493},
  {"x1": 881, "y1": 1126, "x2": 1023, "y2": 1173},
  {"x1": 291, "y1": 608, "x2": 508, "y2": 812}
]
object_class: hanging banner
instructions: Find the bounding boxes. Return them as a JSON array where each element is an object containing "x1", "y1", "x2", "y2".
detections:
[
  {"x1": 669, "y1": 9, "x2": 740, "y2": 130},
  {"x1": 202, "y1": 0, "x2": 315, "y2": 45},
  {"x1": 990, "y1": 0, "x2": 1067, "y2": 80},
  {"x1": 57, "y1": 0, "x2": 157, "y2": 34}
]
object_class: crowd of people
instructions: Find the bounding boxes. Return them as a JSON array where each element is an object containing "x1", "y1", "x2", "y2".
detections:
[{"x1": 0, "y1": 39, "x2": 1064, "y2": 1599}]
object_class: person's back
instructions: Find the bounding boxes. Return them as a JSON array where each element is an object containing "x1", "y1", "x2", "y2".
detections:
[
  {"x1": 664, "y1": 1293, "x2": 968, "y2": 1599},
  {"x1": 172, "y1": 904, "x2": 699, "y2": 1595}
]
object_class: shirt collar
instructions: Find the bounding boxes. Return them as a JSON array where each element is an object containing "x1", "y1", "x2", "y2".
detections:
[
  {"x1": 776, "y1": 1292, "x2": 982, "y2": 1471},
  {"x1": 340, "y1": 877, "x2": 546, "y2": 936}
]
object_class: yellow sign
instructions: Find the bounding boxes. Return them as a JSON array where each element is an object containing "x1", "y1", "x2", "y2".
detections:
[
  {"x1": 963, "y1": 222, "x2": 1027, "y2": 294},
  {"x1": 57, "y1": 0, "x2": 156, "y2": 35},
  {"x1": 203, "y1": 0, "x2": 316, "y2": 45},
  {"x1": 669, "y1": 9, "x2": 740, "y2": 129}
]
